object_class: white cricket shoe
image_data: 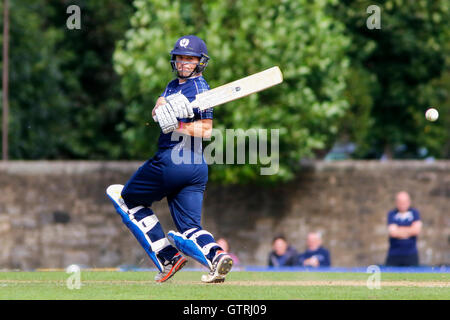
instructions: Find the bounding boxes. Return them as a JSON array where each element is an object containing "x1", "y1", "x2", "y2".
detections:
[{"x1": 201, "y1": 250, "x2": 233, "y2": 283}]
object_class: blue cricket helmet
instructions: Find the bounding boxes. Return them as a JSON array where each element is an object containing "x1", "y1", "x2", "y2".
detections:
[{"x1": 170, "y1": 35, "x2": 209, "y2": 77}]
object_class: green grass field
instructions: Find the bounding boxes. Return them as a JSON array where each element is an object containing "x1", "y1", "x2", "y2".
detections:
[{"x1": 0, "y1": 271, "x2": 448, "y2": 300}]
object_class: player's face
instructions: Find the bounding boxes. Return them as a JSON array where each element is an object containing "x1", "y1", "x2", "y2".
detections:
[{"x1": 175, "y1": 55, "x2": 200, "y2": 77}]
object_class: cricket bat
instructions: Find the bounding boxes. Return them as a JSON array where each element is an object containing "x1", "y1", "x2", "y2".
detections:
[
  {"x1": 192, "y1": 66, "x2": 283, "y2": 111},
  {"x1": 154, "y1": 66, "x2": 283, "y2": 121}
]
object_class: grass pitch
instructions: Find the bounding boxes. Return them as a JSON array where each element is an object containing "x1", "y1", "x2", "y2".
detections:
[{"x1": 0, "y1": 270, "x2": 448, "y2": 300}]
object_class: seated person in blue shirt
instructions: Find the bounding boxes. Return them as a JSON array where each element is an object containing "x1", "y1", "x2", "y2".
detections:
[
  {"x1": 386, "y1": 191, "x2": 422, "y2": 267},
  {"x1": 268, "y1": 235, "x2": 298, "y2": 267},
  {"x1": 297, "y1": 232, "x2": 331, "y2": 267}
]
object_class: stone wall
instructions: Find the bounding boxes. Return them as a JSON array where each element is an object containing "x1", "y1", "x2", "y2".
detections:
[{"x1": 0, "y1": 160, "x2": 448, "y2": 270}]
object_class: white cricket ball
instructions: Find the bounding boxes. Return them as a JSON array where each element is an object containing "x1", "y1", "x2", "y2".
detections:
[{"x1": 425, "y1": 108, "x2": 439, "y2": 122}]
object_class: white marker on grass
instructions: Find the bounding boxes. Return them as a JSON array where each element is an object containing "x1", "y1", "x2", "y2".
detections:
[
  {"x1": 66, "y1": 264, "x2": 81, "y2": 290},
  {"x1": 425, "y1": 108, "x2": 439, "y2": 122}
]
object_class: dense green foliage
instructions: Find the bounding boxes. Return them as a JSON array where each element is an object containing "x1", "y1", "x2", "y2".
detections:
[
  {"x1": 45, "y1": 0, "x2": 134, "y2": 159},
  {"x1": 0, "y1": 0, "x2": 133, "y2": 159},
  {"x1": 1, "y1": 1, "x2": 71, "y2": 158},
  {"x1": 330, "y1": 0, "x2": 450, "y2": 159}
]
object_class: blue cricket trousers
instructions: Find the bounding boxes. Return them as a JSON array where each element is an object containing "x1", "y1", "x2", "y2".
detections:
[{"x1": 120, "y1": 147, "x2": 208, "y2": 260}]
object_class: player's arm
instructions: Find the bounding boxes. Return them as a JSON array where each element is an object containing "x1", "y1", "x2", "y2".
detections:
[
  {"x1": 388, "y1": 224, "x2": 412, "y2": 239},
  {"x1": 389, "y1": 219, "x2": 422, "y2": 239},
  {"x1": 388, "y1": 224, "x2": 408, "y2": 239},
  {"x1": 387, "y1": 211, "x2": 408, "y2": 239},
  {"x1": 176, "y1": 119, "x2": 213, "y2": 138},
  {"x1": 303, "y1": 256, "x2": 319, "y2": 267},
  {"x1": 401, "y1": 221, "x2": 422, "y2": 237}
]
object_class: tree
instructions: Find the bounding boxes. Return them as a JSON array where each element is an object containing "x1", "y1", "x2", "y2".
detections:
[
  {"x1": 114, "y1": 0, "x2": 350, "y2": 184},
  {"x1": 0, "y1": 1, "x2": 72, "y2": 158},
  {"x1": 0, "y1": 0, "x2": 135, "y2": 159},
  {"x1": 43, "y1": 0, "x2": 135, "y2": 159}
]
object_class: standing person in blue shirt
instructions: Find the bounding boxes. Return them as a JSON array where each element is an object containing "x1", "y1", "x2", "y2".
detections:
[
  {"x1": 268, "y1": 235, "x2": 298, "y2": 267},
  {"x1": 297, "y1": 232, "x2": 331, "y2": 267},
  {"x1": 385, "y1": 191, "x2": 422, "y2": 267},
  {"x1": 107, "y1": 35, "x2": 233, "y2": 284}
]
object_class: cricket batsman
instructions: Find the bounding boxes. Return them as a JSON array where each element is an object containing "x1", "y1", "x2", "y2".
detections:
[{"x1": 106, "y1": 35, "x2": 233, "y2": 283}]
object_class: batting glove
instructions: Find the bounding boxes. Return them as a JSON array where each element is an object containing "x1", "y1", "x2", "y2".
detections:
[
  {"x1": 154, "y1": 103, "x2": 179, "y2": 134},
  {"x1": 165, "y1": 92, "x2": 194, "y2": 119}
]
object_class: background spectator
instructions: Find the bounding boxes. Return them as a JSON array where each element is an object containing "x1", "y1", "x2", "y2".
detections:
[
  {"x1": 386, "y1": 191, "x2": 422, "y2": 266},
  {"x1": 268, "y1": 235, "x2": 298, "y2": 267},
  {"x1": 297, "y1": 232, "x2": 331, "y2": 267}
]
